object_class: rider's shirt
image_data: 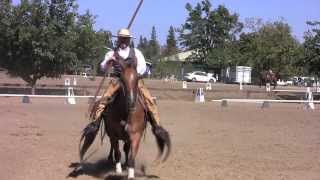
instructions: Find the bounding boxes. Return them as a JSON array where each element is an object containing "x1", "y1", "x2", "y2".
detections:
[{"x1": 100, "y1": 47, "x2": 146, "y2": 75}]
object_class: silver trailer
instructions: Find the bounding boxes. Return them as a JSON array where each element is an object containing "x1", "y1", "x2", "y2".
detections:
[{"x1": 224, "y1": 66, "x2": 252, "y2": 84}]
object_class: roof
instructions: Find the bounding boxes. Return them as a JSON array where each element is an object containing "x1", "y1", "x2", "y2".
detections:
[{"x1": 161, "y1": 50, "x2": 196, "y2": 62}]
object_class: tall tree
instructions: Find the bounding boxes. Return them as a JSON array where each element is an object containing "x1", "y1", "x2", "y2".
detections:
[
  {"x1": 238, "y1": 19, "x2": 301, "y2": 79},
  {"x1": 137, "y1": 35, "x2": 150, "y2": 60},
  {"x1": 303, "y1": 21, "x2": 320, "y2": 76},
  {"x1": 163, "y1": 26, "x2": 179, "y2": 56},
  {"x1": 148, "y1": 26, "x2": 160, "y2": 62},
  {"x1": 179, "y1": 0, "x2": 243, "y2": 69},
  {"x1": 73, "y1": 10, "x2": 112, "y2": 74}
]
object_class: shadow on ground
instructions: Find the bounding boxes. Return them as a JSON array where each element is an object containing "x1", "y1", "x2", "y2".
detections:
[{"x1": 67, "y1": 159, "x2": 160, "y2": 180}]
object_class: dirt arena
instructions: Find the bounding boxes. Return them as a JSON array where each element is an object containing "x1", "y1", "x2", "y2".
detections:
[{"x1": 0, "y1": 75, "x2": 320, "y2": 180}]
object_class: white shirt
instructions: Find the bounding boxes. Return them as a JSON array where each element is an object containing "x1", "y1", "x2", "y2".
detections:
[{"x1": 100, "y1": 47, "x2": 146, "y2": 75}]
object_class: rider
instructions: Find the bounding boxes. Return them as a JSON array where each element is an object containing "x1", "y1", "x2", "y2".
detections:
[{"x1": 90, "y1": 28, "x2": 160, "y2": 127}]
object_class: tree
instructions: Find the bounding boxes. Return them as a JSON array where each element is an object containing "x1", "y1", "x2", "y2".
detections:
[
  {"x1": 238, "y1": 19, "x2": 302, "y2": 80},
  {"x1": 179, "y1": 0, "x2": 243, "y2": 70},
  {"x1": 137, "y1": 35, "x2": 150, "y2": 59},
  {"x1": 0, "y1": 0, "x2": 79, "y2": 94},
  {"x1": 73, "y1": 10, "x2": 112, "y2": 74},
  {"x1": 303, "y1": 21, "x2": 320, "y2": 76},
  {"x1": 163, "y1": 26, "x2": 179, "y2": 56},
  {"x1": 148, "y1": 26, "x2": 160, "y2": 62}
]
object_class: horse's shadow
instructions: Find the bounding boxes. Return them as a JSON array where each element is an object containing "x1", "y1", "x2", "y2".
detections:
[{"x1": 67, "y1": 159, "x2": 160, "y2": 180}]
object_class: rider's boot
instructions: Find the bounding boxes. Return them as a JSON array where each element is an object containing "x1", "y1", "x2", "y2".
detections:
[
  {"x1": 91, "y1": 79, "x2": 121, "y2": 121},
  {"x1": 138, "y1": 80, "x2": 161, "y2": 128}
]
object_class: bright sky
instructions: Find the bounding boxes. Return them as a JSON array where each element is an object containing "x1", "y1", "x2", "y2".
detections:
[
  {"x1": 13, "y1": 0, "x2": 320, "y2": 44},
  {"x1": 76, "y1": 0, "x2": 320, "y2": 44}
]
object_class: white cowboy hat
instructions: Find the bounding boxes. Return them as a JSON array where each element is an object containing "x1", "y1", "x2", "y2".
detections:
[{"x1": 113, "y1": 28, "x2": 133, "y2": 38}]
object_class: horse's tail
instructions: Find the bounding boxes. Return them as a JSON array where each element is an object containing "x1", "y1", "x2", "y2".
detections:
[
  {"x1": 79, "y1": 119, "x2": 102, "y2": 162},
  {"x1": 150, "y1": 121, "x2": 171, "y2": 163}
]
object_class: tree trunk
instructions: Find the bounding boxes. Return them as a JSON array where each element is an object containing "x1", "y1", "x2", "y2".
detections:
[
  {"x1": 30, "y1": 78, "x2": 37, "y2": 95},
  {"x1": 31, "y1": 84, "x2": 36, "y2": 95}
]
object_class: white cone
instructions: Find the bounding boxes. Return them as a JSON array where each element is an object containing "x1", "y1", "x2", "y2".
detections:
[
  {"x1": 205, "y1": 82, "x2": 212, "y2": 90},
  {"x1": 182, "y1": 81, "x2": 187, "y2": 89}
]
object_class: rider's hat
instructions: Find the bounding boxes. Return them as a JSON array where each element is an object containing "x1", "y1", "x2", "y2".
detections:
[{"x1": 113, "y1": 28, "x2": 133, "y2": 38}]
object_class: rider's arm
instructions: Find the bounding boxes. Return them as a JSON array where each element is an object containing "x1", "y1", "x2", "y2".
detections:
[
  {"x1": 135, "y1": 49, "x2": 146, "y2": 76},
  {"x1": 100, "y1": 51, "x2": 115, "y2": 72}
]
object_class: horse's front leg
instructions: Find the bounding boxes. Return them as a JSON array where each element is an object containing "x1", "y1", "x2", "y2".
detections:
[
  {"x1": 111, "y1": 139, "x2": 122, "y2": 174},
  {"x1": 107, "y1": 139, "x2": 114, "y2": 163},
  {"x1": 128, "y1": 132, "x2": 142, "y2": 179},
  {"x1": 123, "y1": 141, "x2": 131, "y2": 166}
]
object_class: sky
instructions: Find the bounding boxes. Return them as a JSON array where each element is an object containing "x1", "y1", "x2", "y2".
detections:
[
  {"x1": 75, "y1": 0, "x2": 320, "y2": 44},
  {"x1": 13, "y1": 0, "x2": 320, "y2": 44}
]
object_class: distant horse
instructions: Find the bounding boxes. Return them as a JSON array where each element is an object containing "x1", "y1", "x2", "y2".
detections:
[
  {"x1": 79, "y1": 57, "x2": 171, "y2": 179},
  {"x1": 259, "y1": 71, "x2": 278, "y2": 89}
]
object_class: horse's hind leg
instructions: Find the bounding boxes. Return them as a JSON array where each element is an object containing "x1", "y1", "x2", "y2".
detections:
[
  {"x1": 111, "y1": 140, "x2": 122, "y2": 174},
  {"x1": 127, "y1": 133, "x2": 142, "y2": 179}
]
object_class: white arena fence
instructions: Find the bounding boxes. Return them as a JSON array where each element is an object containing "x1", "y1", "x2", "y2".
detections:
[
  {"x1": 0, "y1": 94, "x2": 100, "y2": 98},
  {"x1": 211, "y1": 99, "x2": 320, "y2": 104}
]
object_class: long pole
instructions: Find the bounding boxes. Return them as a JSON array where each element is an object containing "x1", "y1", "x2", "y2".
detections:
[{"x1": 127, "y1": 0, "x2": 144, "y2": 29}]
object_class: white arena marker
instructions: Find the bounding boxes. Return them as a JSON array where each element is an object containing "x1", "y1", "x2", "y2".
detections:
[
  {"x1": 205, "y1": 82, "x2": 212, "y2": 90},
  {"x1": 195, "y1": 88, "x2": 205, "y2": 103},
  {"x1": 305, "y1": 87, "x2": 315, "y2": 110},
  {"x1": 266, "y1": 83, "x2": 271, "y2": 92},
  {"x1": 182, "y1": 81, "x2": 187, "y2": 89},
  {"x1": 64, "y1": 78, "x2": 71, "y2": 86},
  {"x1": 73, "y1": 77, "x2": 77, "y2": 86},
  {"x1": 239, "y1": 81, "x2": 243, "y2": 90},
  {"x1": 65, "y1": 77, "x2": 76, "y2": 105},
  {"x1": 66, "y1": 87, "x2": 76, "y2": 105}
]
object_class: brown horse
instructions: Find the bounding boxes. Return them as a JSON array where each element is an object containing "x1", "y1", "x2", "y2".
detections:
[
  {"x1": 259, "y1": 71, "x2": 278, "y2": 89},
  {"x1": 79, "y1": 58, "x2": 171, "y2": 179}
]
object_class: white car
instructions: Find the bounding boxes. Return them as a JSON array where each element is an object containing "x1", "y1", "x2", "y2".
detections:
[
  {"x1": 184, "y1": 71, "x2": 217, "y2": 83},
  {"x1": 277, "y1": 79, "x2": 293, "y2": 86}
]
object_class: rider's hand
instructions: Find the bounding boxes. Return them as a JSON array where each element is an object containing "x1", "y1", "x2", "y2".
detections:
[{"x1": 110, "y1": 55, "x2": 116, "y2": 61}]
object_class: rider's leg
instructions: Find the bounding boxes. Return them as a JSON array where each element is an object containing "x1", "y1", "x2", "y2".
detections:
[
  {"x1": 92, "y1": 78, "x2": 120, "y2": 120},
  {"x1": 138, "y1": 80, "x2": 160, "y2": 126}
]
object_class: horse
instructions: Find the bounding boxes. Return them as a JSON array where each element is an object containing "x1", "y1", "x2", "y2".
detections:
[
  {"x1": 259, "y1": 70, "x2": 278, "y2": 89},
  {"x1": 78, "y1": 57, "x2": 171, "y2": 179}
]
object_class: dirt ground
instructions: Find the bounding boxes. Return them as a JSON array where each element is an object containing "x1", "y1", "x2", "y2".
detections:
[{"x1": 0, "y1": 75, "x2": 320, "y2": 180}]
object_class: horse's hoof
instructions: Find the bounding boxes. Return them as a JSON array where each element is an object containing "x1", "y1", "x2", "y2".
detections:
[
  {"x1": 116, "y1": 162, "x2": 122, "y2": 174},
  {"x1": 128, "y1": 167, "x2": 135, "y2": 179}
]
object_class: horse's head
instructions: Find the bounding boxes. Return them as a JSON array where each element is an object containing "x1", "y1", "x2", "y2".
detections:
[{"x1": 116, "y1": 58, "x2": 138, "y2": 112}]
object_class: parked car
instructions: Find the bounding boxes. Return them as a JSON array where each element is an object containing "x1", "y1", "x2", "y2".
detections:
[
  {"x1": 184, "y1": 71, "x2": 217, "y2": 83},
  {"x1": 277, "y1": 79, "x2": 293, "y2": 86}
]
